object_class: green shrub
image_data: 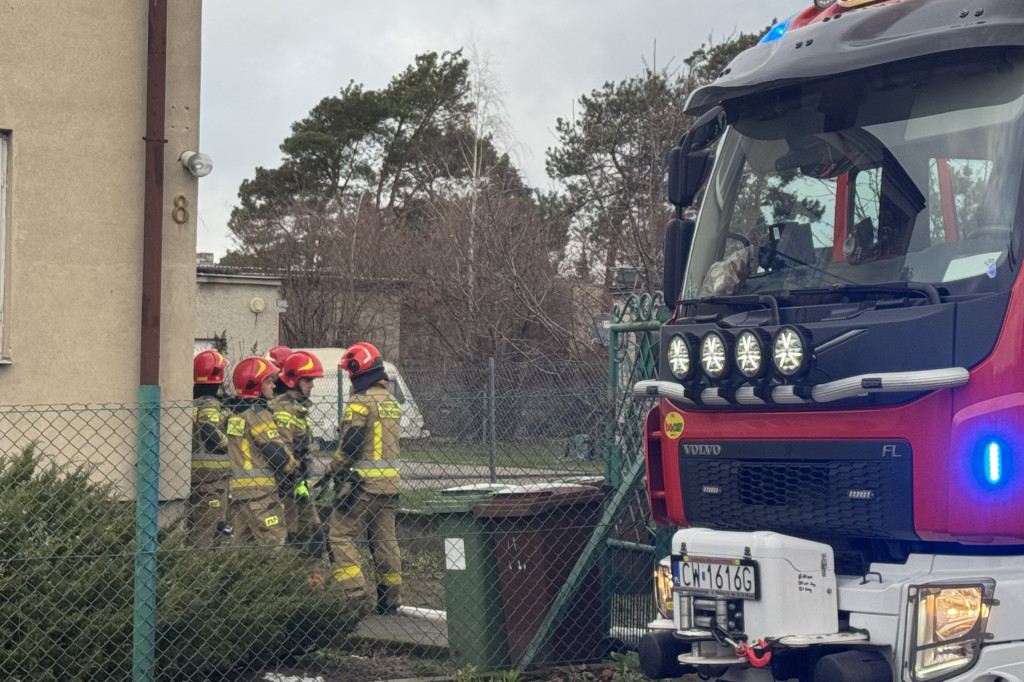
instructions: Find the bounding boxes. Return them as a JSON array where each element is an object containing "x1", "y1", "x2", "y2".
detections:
[{"x1": 0, "y1": 447, "x2": 362, "y2": 681}]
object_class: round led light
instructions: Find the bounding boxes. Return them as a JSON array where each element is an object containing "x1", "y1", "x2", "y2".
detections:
[
  {"x1": 773, "y1": 326, "x2": 810, "y2": 378},
  {"x1": 735, "y1": 330, "x2": 767, "y2": 380},
  {"x1": 700, "y1": 331, "x2": 730, "y2": 381},
  {"x1": 666, "y1": 335, "x2": 693, "y2": 380},
  {"x1": 814, "y1": 0, "x2": 836, "y2": 8}
]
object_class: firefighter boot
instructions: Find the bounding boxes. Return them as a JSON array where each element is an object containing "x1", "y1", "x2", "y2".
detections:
[{"x1": 376, "y1": 584, "x2": 399, "y2": 616}]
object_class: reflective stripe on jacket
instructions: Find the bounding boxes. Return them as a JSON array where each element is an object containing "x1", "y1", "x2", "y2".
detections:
[{"x1": 352, "y1": 458, "x2": 402, "y2": 479}]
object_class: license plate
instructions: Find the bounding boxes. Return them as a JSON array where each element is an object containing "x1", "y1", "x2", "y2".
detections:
[{"x1": 674, "y1": 555, "x2": 759, "y2": 600}]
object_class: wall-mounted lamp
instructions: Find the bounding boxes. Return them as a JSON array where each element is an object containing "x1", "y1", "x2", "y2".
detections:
[{"x1": 180, "y1": 151, "x2": 214, "y2": 178}]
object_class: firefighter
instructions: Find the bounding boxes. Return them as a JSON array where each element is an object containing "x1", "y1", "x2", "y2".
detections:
[
  {"x1": 187, "y1": 349, "x2": 232, "y2": 547},
  {"x1": 265, "y1": 345, "x2": 293, "y2": 395},
  {"x1": 270, "y1": 350, "x2": 325, "y2": 558},
  {"x1": 327, "y1": 342, "x2": 402, "y2": 614},
  {"x1": 225, "y1": 356, "x2": 304, "y2": 546}
]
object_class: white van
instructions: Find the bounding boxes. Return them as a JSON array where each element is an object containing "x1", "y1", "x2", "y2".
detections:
[{"x1": 298, "y1": 347, "x2": 427, "y2": 447}]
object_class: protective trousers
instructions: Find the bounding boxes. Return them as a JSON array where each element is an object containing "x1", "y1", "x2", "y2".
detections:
[
  {"x1": 185, "y1": 468, "x2": 231, "y2": 546},
  {"x1": 284, "y1": 494, "x2": 323, "y2": 558},
  {"x1": 230, "y1": 497, "x2": 287, "y2": 546},
  {"x1": 328, "y1": 492, "x2": 401, "y2": 610}
]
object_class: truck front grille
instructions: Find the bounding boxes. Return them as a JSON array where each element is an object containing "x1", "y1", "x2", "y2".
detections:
[{"x1": 679, "y1": 441, "x2": 916, "y2": 540}]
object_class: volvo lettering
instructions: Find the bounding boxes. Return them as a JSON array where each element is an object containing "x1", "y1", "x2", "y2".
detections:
[{"x1": 681, "y1": 444, "x2": 723, "y2": 456}]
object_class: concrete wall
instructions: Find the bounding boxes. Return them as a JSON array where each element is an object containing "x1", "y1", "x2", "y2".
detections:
[{"x1": 195, "y1": 273, "x2": 283, "y2": 362}]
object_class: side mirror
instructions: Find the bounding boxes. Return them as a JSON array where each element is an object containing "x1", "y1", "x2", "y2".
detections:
[
  {"x1": 668, "y1": 106, "x2": 727, "y2": 208},
  {"x1": 663, "y1": 217, "x2": 695, "y2": 310}
]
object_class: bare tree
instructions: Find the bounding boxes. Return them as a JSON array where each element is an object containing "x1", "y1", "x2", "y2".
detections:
[{"x1": 546, "y1": 30, "x2": 766, "y2": 294}]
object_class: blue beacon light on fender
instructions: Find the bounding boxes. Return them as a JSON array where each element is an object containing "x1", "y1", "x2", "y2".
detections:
[
  {"x1": 759, "y1": 15, "x2": 794, "y2": 44},
  {"x1": 974, "y1": 437, "x2": 1009, "y2": 489},
  {"x1": 984, "y1": 440, "x2": 1003, "y2": 485}
]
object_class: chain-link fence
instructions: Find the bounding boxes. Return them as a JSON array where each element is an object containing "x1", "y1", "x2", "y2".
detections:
[{"x1": 0, "y1": 301, "x2": 666, "y2": 682}]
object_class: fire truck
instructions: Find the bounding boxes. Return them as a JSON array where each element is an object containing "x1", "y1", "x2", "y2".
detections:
[{"x1": 636, "y1": 1, "x2": 1024, "y2": 680}]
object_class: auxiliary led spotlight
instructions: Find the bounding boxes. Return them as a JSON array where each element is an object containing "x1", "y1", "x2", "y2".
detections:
[
  {"x1": 666, "y1": 334, "x2": 697, "y2": 381},
  {"x1": 734, "y1": 329, "x2": 770, "y2": 381},
  {"x1": 700, "y1": 331, "x2": 732, "y2": 381},
  {"x1": 772, "y1": 325, "x2": 812, "y2": 379}
]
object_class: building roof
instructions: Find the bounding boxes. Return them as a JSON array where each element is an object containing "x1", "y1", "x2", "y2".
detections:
[{"x1": 195, "y1": 264, "x2": 407, "y2": 290}]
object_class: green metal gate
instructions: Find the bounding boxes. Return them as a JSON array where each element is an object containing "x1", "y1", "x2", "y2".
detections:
[{"x1": 519, "y1": 292, "x2": 669, "y2": 667}]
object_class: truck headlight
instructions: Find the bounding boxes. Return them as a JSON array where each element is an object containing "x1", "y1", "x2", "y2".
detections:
[
  {"x1": 909, "y1": 582, "x2": 994, "y2": 682},
  {"x1": 654, "y1": 559, "x2": 674, "y2": 619}
]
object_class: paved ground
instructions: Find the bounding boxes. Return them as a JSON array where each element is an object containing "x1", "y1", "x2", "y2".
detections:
[{"x1": 353, "y1": 609, "x2": 448, "y2": 649}]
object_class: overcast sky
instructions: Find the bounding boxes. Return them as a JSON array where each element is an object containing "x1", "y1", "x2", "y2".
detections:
[{"x1": 197, "y1": 0, "x2": 809, "y2": 258}]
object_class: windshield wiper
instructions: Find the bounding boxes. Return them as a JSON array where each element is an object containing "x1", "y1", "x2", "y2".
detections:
[
  {"x1": 681, "y1": 294, "x2": 781, "y2": 325},
  {"x1": 784, "y1": 281, "x2": 941, "y2": 305}
]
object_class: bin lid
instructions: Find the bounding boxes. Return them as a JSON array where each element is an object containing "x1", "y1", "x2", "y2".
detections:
[
  {"x1": 472, "y1": 484, "x2": 605, "y2": 519},
  {"x1": 495, "y1": 478, "x2": 604, "y2": 493},
  {"x1": 444, "y1": 483, "x2": 510, "y2": 494},
  {"x1": 414, "y1": 484, "x2": 508, "y2": 514},
  {"x1": 551, "y1": 475, "x2": 604, "y2": 486}
]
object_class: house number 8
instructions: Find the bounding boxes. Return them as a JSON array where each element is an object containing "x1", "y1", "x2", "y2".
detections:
[{"x1": 172, "y1": 195, "x2": 189, "y2": 224}]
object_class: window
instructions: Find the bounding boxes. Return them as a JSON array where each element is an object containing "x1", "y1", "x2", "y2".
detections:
[{"x1": 193, "y1": 339, "x2": 217, "y2": 355}]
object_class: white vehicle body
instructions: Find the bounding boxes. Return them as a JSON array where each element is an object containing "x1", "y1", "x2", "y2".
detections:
[
  {"x1": 646, "y1": 528, "x2": 1024, "y2": 682},
  {"x1": 298, "y1": 347, "x2": 427, "y2": 444}
]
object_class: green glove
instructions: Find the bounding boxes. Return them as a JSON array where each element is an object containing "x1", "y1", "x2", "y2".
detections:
[{"x1": 292, "y1": 479, "x2": 311, "y2": 501}]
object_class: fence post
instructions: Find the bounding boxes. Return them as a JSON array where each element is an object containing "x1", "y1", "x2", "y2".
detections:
[
  {"x1": 519, "y1": 295, "x2": 667, "y2": 668},
  {"x1": 519, "y1": 453, "x2": 648, "y2": 668},
  {"x1": 133, "y1": 386, "x2": 160, "y2": 682},
  {"x1": 338, "y1": 368, "x2": 345, "y2": 432},
  {"x1": 605, "y1": 328, "x2": 620, "y2": 490},
  {"x1": 488, "y1": 356, "x2": 497, "y2": 484}
]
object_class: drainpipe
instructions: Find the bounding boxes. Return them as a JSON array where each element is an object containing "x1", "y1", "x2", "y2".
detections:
[{"x1": 134, "y1": 1, "x2": 167, "y2": 681}]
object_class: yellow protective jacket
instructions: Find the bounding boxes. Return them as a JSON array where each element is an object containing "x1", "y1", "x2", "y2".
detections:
[
  {"x1": 192, "y1": 395, "x2": 231, "y2": 482},
  {"x1": 269, "y1": 390, "x2": 313, "y2": 470},
  {"x1": 334, "y1": 381, "x2": 401, "y2": 495},
  {"x1": 226, "y1": 400, "x2": 297, "y2": 501}
]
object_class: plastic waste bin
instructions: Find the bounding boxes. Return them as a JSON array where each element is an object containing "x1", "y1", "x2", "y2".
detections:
[
  {"x1": 473, "y1": 484, "x2": 607, "y2": 666},
  {"x1": 419, "y1": 485, "x2": 510, "y2": 671}
]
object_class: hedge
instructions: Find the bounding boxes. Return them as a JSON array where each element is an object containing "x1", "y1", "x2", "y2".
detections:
[{"x1": 0, "y1": 447, "x2": 361, "y2": 681}]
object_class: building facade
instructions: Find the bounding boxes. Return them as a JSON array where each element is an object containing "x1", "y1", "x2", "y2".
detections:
[
  {"x1": 195, "y1": 262, "x2": 283, "y2": 362},
  {"x1": 0, "y1": 1, "x2": 203, "y2": 499}
]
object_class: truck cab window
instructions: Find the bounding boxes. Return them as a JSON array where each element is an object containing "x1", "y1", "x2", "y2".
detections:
[{"x1": 685, "y1": 49, "x2": 1024, "y2": 301}]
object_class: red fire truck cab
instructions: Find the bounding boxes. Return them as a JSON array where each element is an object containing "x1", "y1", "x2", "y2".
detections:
[{"x1": 638, "y1": 1, "x2": 1024, "y2": 680}]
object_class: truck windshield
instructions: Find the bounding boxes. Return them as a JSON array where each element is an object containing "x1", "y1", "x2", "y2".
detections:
[{"x1": 683, "y1": 49, "x2": 1024, "y2": 301}]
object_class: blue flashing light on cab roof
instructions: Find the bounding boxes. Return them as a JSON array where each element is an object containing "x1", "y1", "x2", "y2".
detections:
[{"x1": 759, "y1": 15, "x2": 795, "y2": 44}]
